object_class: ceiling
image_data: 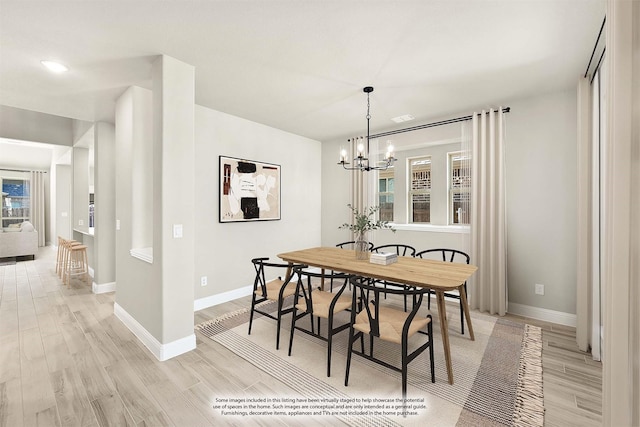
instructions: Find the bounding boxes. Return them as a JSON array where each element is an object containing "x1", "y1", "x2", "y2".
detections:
[{"x1": 0, "y1": 0, "x2": 605, "y2": 144}]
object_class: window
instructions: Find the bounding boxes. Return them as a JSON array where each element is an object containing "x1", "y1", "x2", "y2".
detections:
[
  {"x1": 378, "y1": 170, "x2": 394, "y2": 221},
  {"x1": 408, "y1": 156, "x2": 431, "y2": 223},
  {"x1": 1, "y1": 177, "x2": 31, "y2": 228},
  {"x1": 449, "y1": 152, "x2": 470, "y2": 224}
]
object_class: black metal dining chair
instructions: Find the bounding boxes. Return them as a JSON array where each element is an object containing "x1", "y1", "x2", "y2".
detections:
[
  {"x1": 371, "y1": 244, "x2": 417, "y2": 311},
  {"x1": 345, "y1": 275, "x2": 435, "y2": 399},
  {"x1": 248, "y1": 257, "x2": 302, "y2": 350},
  {"x1": 288, "y1": 265, "x2": 352, "y2": 377},
  {"x1": 329, "y1": 241, "x2": 375, "y2": 291},
  {"x1": 415, "y1": 248, "x2": 471, "y2": 335},
  {"x1": 336, "y1": 240, "x2": 375, "y2": 251}
]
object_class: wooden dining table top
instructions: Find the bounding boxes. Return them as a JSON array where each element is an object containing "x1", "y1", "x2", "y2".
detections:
[{"x1": 278, "y1": 246, "x2": 477, "y2": 290}]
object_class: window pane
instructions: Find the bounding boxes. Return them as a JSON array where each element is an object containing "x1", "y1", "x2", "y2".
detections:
[
  {"x1": 449, "y1": 152, "x2": 470, "y2": 225},
  {"x1": 411, "y1": 193, "x2": 430, "y2": 223},
  {"x1": 409, "y1": 156, "x2": 431, "y2": 224},
  {"x1": 379, "y1": 172, "x2": 394, "y2": 222},
  {"x1": 452, "y1": 191, "x2": 470, "y2": 224},
  {"x1": 379, "y1": 194, "x2": 393, "y2": 221}
]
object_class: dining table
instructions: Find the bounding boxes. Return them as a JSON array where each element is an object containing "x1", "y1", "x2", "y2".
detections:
[{"x1": 278, "y1": 246, "x2": 478, "y2": 385}]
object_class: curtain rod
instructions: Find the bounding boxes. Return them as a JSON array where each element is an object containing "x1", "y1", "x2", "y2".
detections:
[
  {"x1": 584, "y1": 16, "x2": 606, "y2": 78},
  {"x1": 0, "y1": 168, "x2": 47, "y2": 173},
  {"x1": 370, "y1": 107, "x2": 511, "y2": 139}
]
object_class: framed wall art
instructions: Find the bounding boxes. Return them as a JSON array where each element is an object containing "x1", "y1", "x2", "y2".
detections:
[{"x1": 219, "y1": 156, "x2": 281, "y2": 222}]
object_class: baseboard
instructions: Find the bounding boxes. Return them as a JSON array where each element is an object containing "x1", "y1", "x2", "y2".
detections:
[
  {"x1": 114, "y1": 303, "x2": 196, "y2": 361},
  {"x1": 92, "y1": 281, "x2": 116, "y2": 294},
  {"x1": 193, "y1": 269, "x2": 323, "y2": 312},
  {"x1": 194, "y1": 285, "x2": 253, "y2": 311},
  {"x1": 508, "y1": 302, "x2": 577, "y2": 327}
]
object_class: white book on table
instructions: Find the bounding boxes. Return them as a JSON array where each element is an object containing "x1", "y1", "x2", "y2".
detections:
[
  {"x1": 369, "y1": 255, "x2": 398, "y2": 265},
  {"x1": 370, "y1": 252, "x2": 398, "y2": 261}
]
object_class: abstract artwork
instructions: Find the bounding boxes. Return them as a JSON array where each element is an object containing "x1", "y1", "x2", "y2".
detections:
[{"x1": 219, "y1": 156, "x2": 281, "y2": 222}]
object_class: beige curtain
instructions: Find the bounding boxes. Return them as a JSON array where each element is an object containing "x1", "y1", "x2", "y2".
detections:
[
  {"x1": 602, "y1": 1, "x2": 640, "y2": 424},
  {"x1": 576, "y1": 77, "x2": 594, "y2": 354},
  {"x1": 30, "y1": 171, "x2": 46, "y2": 247},
  {"x1": 468, "y1": 109, "x2": 507, "y2": 316}
]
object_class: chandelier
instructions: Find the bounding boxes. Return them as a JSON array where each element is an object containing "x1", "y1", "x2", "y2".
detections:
[{"x1": 338, "y1": 86, "x2": 397, "y2": 171}]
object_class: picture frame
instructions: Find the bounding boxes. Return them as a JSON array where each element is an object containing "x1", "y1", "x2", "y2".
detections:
[{"x1": 219, "y1": 155, "x2": 281, "y2": 223}]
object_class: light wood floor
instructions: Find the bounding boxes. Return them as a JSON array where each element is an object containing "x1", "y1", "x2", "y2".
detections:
[{"x1": 0, "y1": 246, "x2": 602, "y2": 426}]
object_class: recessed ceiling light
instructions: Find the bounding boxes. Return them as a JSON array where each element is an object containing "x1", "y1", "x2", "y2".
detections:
[
  {"x1": 391, "y1": 114, "x2": 415, "y2": 123},
  {"x1": 40, "y1": 60, "x2": 68, "y2": 73}
]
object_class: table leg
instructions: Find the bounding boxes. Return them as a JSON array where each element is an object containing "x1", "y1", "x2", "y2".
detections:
[
  {"x1": 458, "y1": 284, "x2": 475, "y2": 341},
  {"x1": 435, "y1": 290, "x2": 454, "y2": 385},
  {"x1": 284, "y1": 264, "x2": 292, "y2": 281}
]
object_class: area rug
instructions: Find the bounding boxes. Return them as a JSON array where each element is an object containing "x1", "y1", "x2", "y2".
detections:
[{"x1": 196, "y1": 299, "x2": 543, "y2": 427}]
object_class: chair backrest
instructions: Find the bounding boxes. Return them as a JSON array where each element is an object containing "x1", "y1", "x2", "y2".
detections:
[
  {"x1": 336, "y1": 241, "x2": 374, "y2": 251},
  {"x1": 415, "y1": 248, "x2": 470, "y2": 264},
  {"x1": 371, "y1": 244, "x2": 416, "y2": 257},
  {"x1": 349, "y1": 275, "x2": 427, "y2": 338},
  {"x1": 292, "y1": 265, "x2": 350, "y2": 314},
  {"x1": 251, "y1": 257, "x2": 299, "y2": 297}
]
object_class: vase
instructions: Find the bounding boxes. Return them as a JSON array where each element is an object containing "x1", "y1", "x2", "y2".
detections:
[{"x1": 354, "y1": 232, "x2": 369, "y2": 260}]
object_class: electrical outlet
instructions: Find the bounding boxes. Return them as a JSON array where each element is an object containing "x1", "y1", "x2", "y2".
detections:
[
  {"x1": 173, "y1": 224, "x2": 183, "y2": 238},
  {"x1": 200, "y1": 276, "x2": 208, "y2": 287},
  {"x1": 535, "y1": 283, "x2": 545, "y2": 295},
  {"x1": 79, "y1": 219, "x2": 84, "y2": 226}
]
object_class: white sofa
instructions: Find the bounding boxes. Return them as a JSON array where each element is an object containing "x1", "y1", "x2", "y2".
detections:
[{"x1": 0, "y1": 227, "x2": 39, "y2": 258}]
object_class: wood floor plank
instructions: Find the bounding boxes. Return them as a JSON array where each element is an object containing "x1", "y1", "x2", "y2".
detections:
[
  {"x1": 26, "y1": 406, "x2": 61, "y2": 427},
  {"x1": 103, "y1": 360, "x2": 164, "y2": 424},
  {"x1": 0, "y1": 378, "x2": 24, "y2": 427},
  {"x1": 135, "y1": 411, "x2": 175, "y2": 427},
  {"x1": 181, "y1": 356, "x2": 243, "y2": 396},
  {"x1": 90, "y1": 394, "x2": 137, "y2": 427},
  {"x1": 21, "y1": 353, "x2": 59, "y2": 426},
  {"x1": 41, "y1": 333, "x2": 73, "y2": 373},
  {"x1": 37, "y1": 312, "x2": 61, "y2": 338},
  {"x1": 154, "y1": 353, "x2": 202, "y2": 391},
  {"x1": 84, "y1": 329, "x2": 124, "y2": 368},
  {"x1": 0, "y1": 330, "x2": 20, "y2": 384},
  {"x1": 145, "y1": 379, "x2": 214, "y2": 427},
  {"x1": 72, "y1": 349, "x2": 117, "y2": 402},
  {"x1": 59, "y1": 320, "x2": 92, "y2": 355},
  {"x1": 50, "y1": 366, "x2": 97, "y2": 427}
]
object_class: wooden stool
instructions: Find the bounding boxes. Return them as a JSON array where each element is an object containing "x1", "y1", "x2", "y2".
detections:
[
  {"x1": 63, "y1": 243, "x2": 89, "y2": 286},
  {"x1": 56, "y1": 237, "x2": 82, "y2": 278}
]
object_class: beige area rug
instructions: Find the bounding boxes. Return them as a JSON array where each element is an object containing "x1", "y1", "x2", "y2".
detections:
[{"x1": 196, "y1": 299, "x2": 544, "y2": 427}]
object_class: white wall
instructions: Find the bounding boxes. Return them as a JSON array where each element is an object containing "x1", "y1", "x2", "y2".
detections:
[
  {"x1": 0, "y1": 105, "x2": 74, "y2": 147},
  {"x1": 54, "y1": 165, "x2": 72, "y2": 240},
  {"x1": 506, "y1": 89, "x2": 577, "y2": 315},
  {"x1": 194, "y1": 106, "x2": 322, "y2": 301}
]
